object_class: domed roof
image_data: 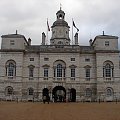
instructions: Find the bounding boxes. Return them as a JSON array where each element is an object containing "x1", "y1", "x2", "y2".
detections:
[
  {"x1": 56, "y1": 9, "x2": 65, "y2": 15},
  {"x1": 52, "y1": 19, "x2": 69, "y2": 28}
]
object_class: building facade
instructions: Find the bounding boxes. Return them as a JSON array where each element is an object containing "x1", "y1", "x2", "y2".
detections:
[{"x1": 0, "y1": 9, "x2": 120, "y2": 102}]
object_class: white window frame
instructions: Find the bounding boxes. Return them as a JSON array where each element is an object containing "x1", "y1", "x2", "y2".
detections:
[{"x1": 6, "y1": 60, "x2": 16, "y2": 79}]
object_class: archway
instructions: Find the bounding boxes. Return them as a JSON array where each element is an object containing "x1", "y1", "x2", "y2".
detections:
[
  {"x1": 42, "y1": 88, "x2": 49, "y2": 97},
  {"x1": 52, "y1": 86, "x2": 66, "y2": 102},
  {"x1": 70, "y1": 88, "x2": 76, "y2": 102}
]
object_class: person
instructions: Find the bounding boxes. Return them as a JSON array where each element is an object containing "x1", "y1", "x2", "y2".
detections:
[
  {"x1": 47, "y1": 95, "x2": 50, "y2": 104},
  {"x1": 43, "y1": 96, "x2": 46, "y2": 104}
]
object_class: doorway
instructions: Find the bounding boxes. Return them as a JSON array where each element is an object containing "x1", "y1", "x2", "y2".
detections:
[{"x1": 69, "y1": 88, "x2": 76, "y2": 102}]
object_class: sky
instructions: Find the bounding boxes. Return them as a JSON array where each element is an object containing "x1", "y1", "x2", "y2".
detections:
[{"x1": 0, "y1": 0, "x2": 120, "y2": 46}]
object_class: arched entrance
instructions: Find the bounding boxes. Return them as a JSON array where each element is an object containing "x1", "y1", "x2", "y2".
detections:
[
  {"x1": 42, "y1": 88, "x2": 49, "y2": 97},
  {"x1": 69, "y1": 88, "x2": 76, "y2": 102},
  {"x1": 52, "y1": 86, "x2": 66, "y2": 102}
]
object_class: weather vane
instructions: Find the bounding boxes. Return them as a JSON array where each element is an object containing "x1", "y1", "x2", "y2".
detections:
[{"x1": 60, "y1": 3, "x2": 62, "y2": 10}]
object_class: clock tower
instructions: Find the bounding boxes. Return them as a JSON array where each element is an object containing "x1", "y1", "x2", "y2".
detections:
[{"x1": 50, "y1": 8, "x2": 70, "y2": 45}]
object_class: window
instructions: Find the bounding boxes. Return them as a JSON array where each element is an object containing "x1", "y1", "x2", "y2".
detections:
[
  {"x1": 106, "y1": 88, "x2": 113, "y2": 97},
  {"x1": 86, "y1": 68, "x2": 90, "y2": 78},
  {"x1": 53, "y1": 60, "x2": 66, "y2": 80},
  {"x1": 6, "y1": 60, "x2": 16, "y2": 78},
  {"x1": 44, "y1": 68, "x2": 48, "y2": 78},
  {"x1": 105, "y1": 41, "x2": 109, "y2": 46},
  {"x1": 28, "y1": 65, "x2": 34, "y2": 79},
  {"x1": 28, "y1": 88, "x2": 34, "y2": 95},
  {"x1": 85, "y1": 66, "x2": 91, "y2": 80},
  {"x1": 5, "y1": 86, "x2": 13, "y2": 95},
  {"x1": 30, "y1": 58, "x2": 34, "y2": 61},
  {"x1": 29, "y1": 67, "x2": 34, "y2": 77},
  {"x1": 10, "y1": 40, "x2": 15, "y2": 45},
  {"x1": 44, "y1": 58, "x2": 49, "y2": 61},
  {"x1": 103, "y1": 62, "x2": 114, "y2": 79},
  {"x1": 58, "y1": 41, "x2": 63, "y2": 45},
  {"x1": 105, "y1": 64, "x2": 111, "y2": 77},
  {"x1": 86, "y1": 88, "x2": 92, "y2": 97},
  {"x1": 71, "y1": 68, "x2": 75, "y2": 78},
  {"x1": 71, "y1": 58, "x2": 75, "y2": 61},
  {"x1": 8, "y1": 63, "x2": 15, "y2": 77},
  {"x1": 85, "y1": 58, "x2": 90, "y2": 62},
  {"x1": 57, "y1": 64, "x2": 62, "y2": 77}
]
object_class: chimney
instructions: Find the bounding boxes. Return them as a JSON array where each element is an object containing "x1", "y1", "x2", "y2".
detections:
[
  {"x1": 74, "y1": 33, "x2": 78, "y2": 45},
  {"x1": 42, "y1": 32, "x2": 46, "y2": 45},
  {"x1": 28, "y1": 38, "x2": 31, "y2": 45},
  {"x1": 89, "y1": 39, "x2": 92, "y2": 46}
]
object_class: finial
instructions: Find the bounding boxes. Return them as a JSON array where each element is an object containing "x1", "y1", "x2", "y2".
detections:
[
  {"x1": 103, "y1": 31, "x2": 105, "y2": 35},
  {"x1": 60, "y1": 3, "x2": 62, "y2": 10},
  {"x1": 16, "y1": 30, "x2": 18, "y2": 35}
]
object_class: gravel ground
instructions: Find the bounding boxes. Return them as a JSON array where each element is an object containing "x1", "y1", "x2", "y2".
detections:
[{"x1": 0, "y1": 102, "x2": 120, "y2": 120}]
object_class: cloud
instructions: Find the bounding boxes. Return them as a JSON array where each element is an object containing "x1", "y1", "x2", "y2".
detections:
[{"x1": 0, "y1": 0, "x2": 120, "y2": 46}]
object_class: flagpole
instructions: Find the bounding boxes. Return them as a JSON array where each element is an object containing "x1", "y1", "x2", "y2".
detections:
[
  {"x1": 72, "y1": 18, "x2": 73, "y2": 45},
  {"x1": 46, "y1": 18, "x2": 48, "y2": 45}
]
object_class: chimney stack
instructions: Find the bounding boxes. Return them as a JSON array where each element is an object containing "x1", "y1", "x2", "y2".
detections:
[
  {"x1": 42, "y1": 32, "x2": 46, "y2": 45},
  {"x1": 89, "y1": 39, "x2": 92, "y2": 46},
  {"x1": 74, "y1": 33, "x2": 78, "y2": 45},
  {"x1": 28, "y1": 38, "x2": 31, "y2": 45}
]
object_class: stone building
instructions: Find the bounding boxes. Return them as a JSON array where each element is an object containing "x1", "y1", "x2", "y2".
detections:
[{"x1": 0, "y1": 8, "x2": 120, "y2": 102}]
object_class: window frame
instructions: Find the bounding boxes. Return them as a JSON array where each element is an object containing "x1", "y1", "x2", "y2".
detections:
[
  {"x1": 28, "y1": 65, "x2": 35, "y2": 80},
  {"x1": 44, "y1": 58, "x2": 49, "y2": 61},
  {"x1": 30, "y1": 58, "x2": 34, "y2": 61},
  {"x1": 28, "y1": 88, "x2": 34, "y2": 95},
  {"x1": 44, "y1": 68, "x2": 48, "y2": 78},
  {"x1": 103, "y1": 62, "x2": 114, "y2": 79},
  {"x1": 6, "y1": 60, "x2": 16, "y2": 79},
  {"x1": 10, "y1": 40, "x2": 15, "y2": 45},
  {"x1": 71, "y1": 58, "x2": 75, "y2": 61},
  {"x1": 105, "y1": 41, "x2": 109, "y2": 46},
  {"x1": 71, "y1": 68, "x2": 75, "y2": 78},
  {"x1": 5, "y1": 86, "x2": 14, "y2": 95}
]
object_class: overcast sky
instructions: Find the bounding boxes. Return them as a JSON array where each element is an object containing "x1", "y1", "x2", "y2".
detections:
[{"x1": 0, "y1": 0, "x2": 120, "y2": 46}]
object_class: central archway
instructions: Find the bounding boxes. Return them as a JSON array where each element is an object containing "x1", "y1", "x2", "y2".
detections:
[{"x1": 52, "y1": 86, "x2": 66, "y2": 102}]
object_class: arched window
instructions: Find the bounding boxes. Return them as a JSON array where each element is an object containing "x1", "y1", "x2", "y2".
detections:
[
  {"x1": 106, "y1": 88, "x2": 113, "y2": 97},
  {"x1": 28, "y1": 88, "x2": 34, "y2": 95},
  {"x1": 6, "y1": 60, "x2": 16, "y2": 78},
  {"x1": 103, "y1": 61, "x2": 114, "y2": 79},
  {"x1": 53, "y1": 60, "x2": 66, "y2": 80},
  {"x1": 57, "y1": 64, "x2": 63, "y2": 77},
  {"x1": 85, "y1": 88, "x2": 92, "y2": 97},
  {"x1": 5, "y1": 86, "x2": 13, "y2": 95}
]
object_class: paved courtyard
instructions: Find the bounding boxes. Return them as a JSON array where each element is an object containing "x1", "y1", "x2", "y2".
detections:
[{"x1": 0, "y1": 102, "x2": 120, "y2": 120}]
